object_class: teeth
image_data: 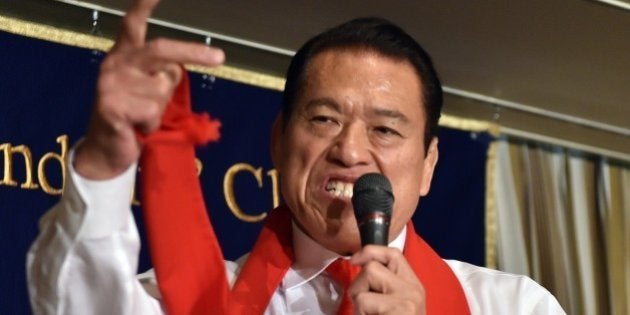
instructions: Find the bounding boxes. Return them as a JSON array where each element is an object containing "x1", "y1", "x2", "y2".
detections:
[
  {"x1": 344, "y1": 184, "x2": 353, "y2": 197},
  {"x1": 326, "y1": 181, "x2": 354, "y2": 198}
]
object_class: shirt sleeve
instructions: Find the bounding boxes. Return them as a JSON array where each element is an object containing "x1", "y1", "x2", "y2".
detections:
[
  {"x1": 26, "y1": 149, "x2": 163, "y2": 315},
  {"x1": 445, "y1": 260, "x2": 567, "y2": 315}
]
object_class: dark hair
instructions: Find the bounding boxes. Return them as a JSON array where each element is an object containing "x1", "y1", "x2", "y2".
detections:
[{"x1": 282, "y1": 17, "x2": 442, "y2": 149}]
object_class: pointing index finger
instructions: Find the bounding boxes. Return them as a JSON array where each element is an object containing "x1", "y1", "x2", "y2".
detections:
[
  {"x1": 117, "y1": 0, "x2": 160, "y2": 49},
  {"x1": 140, "y1": 38, "x2": 226, "y2": 68}
]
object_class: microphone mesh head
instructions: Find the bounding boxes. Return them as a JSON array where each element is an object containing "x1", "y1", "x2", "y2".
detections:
[{"x1": 352, "y1": 173, "x2": 394, "y2": 217}]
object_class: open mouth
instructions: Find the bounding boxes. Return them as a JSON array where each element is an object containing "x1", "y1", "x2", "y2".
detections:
[{"x1": 325, "y1": 180, "x2": 354, "y2": 198}]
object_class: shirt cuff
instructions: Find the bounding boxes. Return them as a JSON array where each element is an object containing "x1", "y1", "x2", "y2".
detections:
[{"x1": 65, "y1": 147, "x2": 138, "y2": 239}]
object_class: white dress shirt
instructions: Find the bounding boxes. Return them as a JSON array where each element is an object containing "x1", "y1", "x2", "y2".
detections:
[{"x1": 27, "y1": 152, "x2": 566, "y2": 314}]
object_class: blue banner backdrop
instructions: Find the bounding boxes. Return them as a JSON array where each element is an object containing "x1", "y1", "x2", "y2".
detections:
[{"x1": 0, "y1": 27, "x2": 492, "y2": 314}]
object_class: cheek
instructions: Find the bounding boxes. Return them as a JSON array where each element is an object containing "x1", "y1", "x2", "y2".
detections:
[
  {"x1": 384, "y1": 150, "x2": 426, "y2": 234},
  {"x1": 391, "y1": 180, "x2": 421, "y2": 224},
  {"x1": 279, "y1": 133, "x2": 323, "y2": 198},
  {"x1": 384, "y1": 147, "x2": 425, "y2": 194},
  {"x1": 285, "y1": 139, "x2": 317, "y2": 175}
]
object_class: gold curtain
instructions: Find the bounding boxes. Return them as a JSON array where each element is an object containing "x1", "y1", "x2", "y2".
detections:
[{"x1": 494, "y1": 138, "x2": 629, "y2": 315}]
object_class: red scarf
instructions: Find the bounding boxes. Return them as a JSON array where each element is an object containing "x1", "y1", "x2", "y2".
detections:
[
  {"x1": 231, "y1": 206, "x2": 470, "y2": 314},
  {"x1": 141, "y1": 74, "x2": 470, "y2": 314},
  {"x1": 140, "y1": 72, "x2": 228, "y2": 314}
]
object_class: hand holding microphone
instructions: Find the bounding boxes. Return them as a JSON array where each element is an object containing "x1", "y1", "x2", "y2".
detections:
[{"x1": 349, "y1": 173, "x2": 426, "y2": 314}]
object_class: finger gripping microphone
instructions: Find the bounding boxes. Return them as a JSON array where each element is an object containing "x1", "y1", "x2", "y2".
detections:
[{"x1": 352, "y1": 173, "x2": 394, "y2": 246}]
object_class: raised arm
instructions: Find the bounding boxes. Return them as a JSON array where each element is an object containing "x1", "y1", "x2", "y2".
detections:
[{"x1": 27, "y1": 0, "x2": 224, "y2": 313}]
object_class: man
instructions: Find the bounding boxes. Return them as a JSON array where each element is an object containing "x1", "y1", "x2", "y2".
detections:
[{"x1": 27, "y1": 0, "x2": 565, "y2": 314}]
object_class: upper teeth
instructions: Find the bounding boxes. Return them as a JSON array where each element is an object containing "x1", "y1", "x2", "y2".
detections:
[{"x1": 326, "y1": 181, "x2": 353, "y2": 198}]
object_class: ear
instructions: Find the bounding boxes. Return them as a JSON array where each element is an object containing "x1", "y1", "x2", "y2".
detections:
[
  {"x1": 419, "y1": 137, "x2": 439, "y2": 196},
  {"x1": 270, "y1": 114, "x2": 284, "y2": 169}
]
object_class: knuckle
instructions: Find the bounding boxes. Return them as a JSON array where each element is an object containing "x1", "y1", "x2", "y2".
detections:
[
  {"x1": 164, "y1": 65, "x2": 183, "y2": 84},
  {"x1": 155, "y1": 80, "x2": 177, "y2": 103},
  {"x1": 142, "y1": 120, "x2": 161, "y2": 134},
  {"x1": 390, "y1": 248, "x2": 403, "y2": 260},
  {"x1": 144, "y1": 100, "x2": 163, "y2": 119},
  {"x1": 363, "y1": 261, "x2": 379, "y2": 273},
  {"x1": 362, "y1": 262, "x2": 383, "y2": 285},
  {"x1": 154, "y1": 75, "x2": 172, "y2": 93}
]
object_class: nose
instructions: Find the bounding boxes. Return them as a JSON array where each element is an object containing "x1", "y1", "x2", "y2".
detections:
[{"x1": 328, "y1": 123, "x2": 371, "y2": 167}]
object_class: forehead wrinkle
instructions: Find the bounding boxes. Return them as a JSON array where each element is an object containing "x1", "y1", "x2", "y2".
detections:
[{"x1": 367, "y1": 76, "x2": 393, "y2": 92}]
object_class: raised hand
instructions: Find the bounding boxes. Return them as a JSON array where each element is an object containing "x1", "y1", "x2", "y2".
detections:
[
  {"x1": 349, "y1": 245, "x2": 426, "y2": 315},
  {"x1": 74, "y1": 0, "x2": 225, "y2": 179}
]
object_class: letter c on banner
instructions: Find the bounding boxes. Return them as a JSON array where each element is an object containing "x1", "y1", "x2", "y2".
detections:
[{"x1": 223, "y1": 163, "x2": 268, "y2": 222}]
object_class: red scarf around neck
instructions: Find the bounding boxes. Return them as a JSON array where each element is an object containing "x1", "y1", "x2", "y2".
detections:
[
  {"x1": 141, "y1": 73, "x2": 470, "y2": 314},
  {"x1": 231, "y1": 206, "x2": 471, "y2": 314}
]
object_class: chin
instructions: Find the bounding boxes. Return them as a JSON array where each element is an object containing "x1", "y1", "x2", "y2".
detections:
[{"x1": 322, "y1": 228, "x2": 362, "y2": 256}]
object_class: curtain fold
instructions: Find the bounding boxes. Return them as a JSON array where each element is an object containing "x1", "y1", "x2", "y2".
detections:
[
  {"x1": 598, "y1": 161, "x2": 630, "y2": 315},
  {"x1": 494, "y1": 138, "x2": 629, "y2": 315}
]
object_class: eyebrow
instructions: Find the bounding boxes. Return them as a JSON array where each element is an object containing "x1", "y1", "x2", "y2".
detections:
[
  {"x1": 304, "y1": 97, "x2": 411, "y2": 124},
  {"x1": 370, "y1": 108, "x2": 410, "y2": 124},
  {"x1": 304, "y1": 97, "x2": 341, "y2": 112}
]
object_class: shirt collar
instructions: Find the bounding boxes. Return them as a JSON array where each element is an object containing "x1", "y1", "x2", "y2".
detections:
[{"x1": 283, "y1": 221, "x2": 407, "y2": 291}]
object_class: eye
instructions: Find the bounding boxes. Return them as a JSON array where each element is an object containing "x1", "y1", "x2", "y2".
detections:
[
  {"x1": 374, "y1": 126, "x2": 401, "y2": 137},
  {"x1": 307, "y1": 115, "x2": 341, "y2": 136},
  {"x1": 311, "y1": 115, "x2": 337, "y2": 124}
]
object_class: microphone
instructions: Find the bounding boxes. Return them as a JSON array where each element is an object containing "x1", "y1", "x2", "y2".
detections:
[{"x1": 352, "y1": 173, "x2": 394, "y2": 246}]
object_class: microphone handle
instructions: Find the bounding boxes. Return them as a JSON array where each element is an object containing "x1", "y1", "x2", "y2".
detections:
[{"x1": 358, "y1": 212, "x2": 390, "y2": 246}]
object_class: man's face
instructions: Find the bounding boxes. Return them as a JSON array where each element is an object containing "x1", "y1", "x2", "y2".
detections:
[{"x1": 272, "y1": 49, "x2": 438, "y2": 255}]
